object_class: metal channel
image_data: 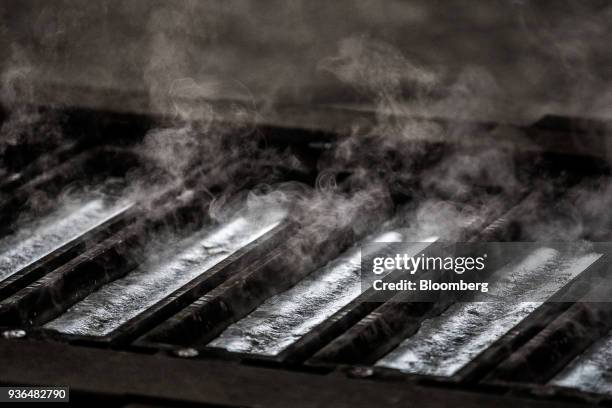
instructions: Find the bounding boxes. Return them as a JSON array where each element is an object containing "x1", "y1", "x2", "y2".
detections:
[
  {"x1": 138, "y1": 192, "x2": 392, "y2": 348},
  {"x1": 207, "y1": 233, "x2": 435, "y2": 357},
  {"x1": 269, "y1": 194, "x2": 526, "y2": 365},
  {"x1": 0, "y1": 162, "x2": 250, "y2": 328},
  {"x1": 307, "y1": 193, "x2": 534, "y2": 367},
  {"x1": 374, "y1": 248, "x2": 605, "y2": 377},
  {"x1": 487, "y1": 289, "x2": 612, "y2": 385},
  {"x1": 0, "y1": 148, "x2": 148, "y2": 300},
  {"x1": 44, "y1": 202, "x2": 289, "y2": 342}
]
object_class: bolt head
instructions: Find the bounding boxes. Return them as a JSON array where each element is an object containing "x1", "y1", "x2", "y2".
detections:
[
  {"x1": 174, "y1": 348, "x2": 199, "y2": 358},
  {"x1": 2, "y1": 329, "x2": 26, "y2": 339}
]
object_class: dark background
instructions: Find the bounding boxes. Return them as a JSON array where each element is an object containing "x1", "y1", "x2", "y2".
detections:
[{"x1": 1, "y1": 0, "x2": 612, "y2": 123}]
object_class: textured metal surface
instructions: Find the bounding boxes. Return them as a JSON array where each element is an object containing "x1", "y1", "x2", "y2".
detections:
[
  {"x1": 376, "y1": 248, "x2": 601, "y2": 376},
  {"x1": 45, "y1": 204, "x2": 287, "y2": 336},
  {"x1": 552, "y1": 330, "x2": 612, "y2": 395},
  {"x1": 0, "y1": 194, "x2": 133, "y2": 283},
  {"x1": 210, "y1": 231, "x2": 435, "y2": 355}
]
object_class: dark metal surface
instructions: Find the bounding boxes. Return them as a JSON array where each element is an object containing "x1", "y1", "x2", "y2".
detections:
[{"x1": 0, "y1": 338, "x2": 594, "y2": 408}]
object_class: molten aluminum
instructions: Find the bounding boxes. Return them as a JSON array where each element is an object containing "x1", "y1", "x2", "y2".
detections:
[
  {"x1": 375, "y1": 248, "x2": 601, "y2": 376},
  {"x1": 552, "y1": 331, "x2": 612, "y2": 395},
  {"x1": 44, "y1": 205, "x2": 287, "y2": 336},
  {"x1": 0, "y1": 196, "x2": 133, "y2": 283},
  {"x1": 209, "y1": 232, "x2": 437, "y2": 356}
]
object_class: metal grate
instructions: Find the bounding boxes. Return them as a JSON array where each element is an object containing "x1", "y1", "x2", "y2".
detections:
[{"x1": 0, "y1": 106, "x2": 611, "y2": 407}]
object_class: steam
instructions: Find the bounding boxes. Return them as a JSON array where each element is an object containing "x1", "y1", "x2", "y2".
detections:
[
  {"x1": 1, "y1": 2, "x2": 611, "y2": 278},
  {"x1": 315, "y1": 30, "x2": 612, "y2": 243},
  {"x1": 317, "y1": 37, "x2": 521, "y2": 239},
  {"x1": 133, "y1": 12, "x2": 400, "y2": 271},
  {"x1": 0, "y1": 50, "x2": 62, "y2": 171}
]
